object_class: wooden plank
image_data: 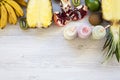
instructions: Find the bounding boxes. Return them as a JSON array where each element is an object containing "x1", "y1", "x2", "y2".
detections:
[{"x1": 0, "y1": 0, "x2": 120, "y2": 80}]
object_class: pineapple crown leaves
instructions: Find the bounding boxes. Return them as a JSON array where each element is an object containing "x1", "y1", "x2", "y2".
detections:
[{"x1": 103, "y1": 25, "x2": 120, "y2": 62}]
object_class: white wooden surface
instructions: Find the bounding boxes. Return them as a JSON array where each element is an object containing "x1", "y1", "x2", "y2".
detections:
[{"x1": 0, "y1": 0, "x2": 120, "y2": 80}]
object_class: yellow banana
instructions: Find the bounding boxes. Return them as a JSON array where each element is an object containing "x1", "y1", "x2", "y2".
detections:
[
  {"x1": 0, "y1": 4, "x2": 1, "y2": 15},
  {"x1": 8, "y1": 15, "x2": 12, "y2": 24},
  {"x1": 4, "y1": 0, "x2": 24, "y2": 17},
  {"x1": 14, "y1": 0, "x2": 27, "y2": 7},
  {"x1": 0, "y1": 6, "x2": 1, "y2": 27},
  {"x1": 15, "y1": 10, "x2": 21, "y2": 17},
  {"x1": 0, "y1": 20, "x2": 1, "y2": 28},
  {"x1": 3, "y1": 1, "x2": 17, "y2": 24},
  {"x1": 0, "y1": 2, "x2": 8, "y2": 29}
]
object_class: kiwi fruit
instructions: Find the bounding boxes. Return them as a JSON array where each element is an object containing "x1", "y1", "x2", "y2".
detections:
[{"x1": 89, "y1": 12, "x2": 103, "y2": 26}]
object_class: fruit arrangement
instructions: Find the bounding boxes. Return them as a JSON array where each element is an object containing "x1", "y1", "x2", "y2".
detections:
[
  {"x1": 61, "y1": 0, "x2": 120, "y2": 62},
  {"x1": 0, "y1": 0, "x2": 120, "y2": 62},
  {"x1": 0, "y1": 0, "x2": 26, "y2": 29}
]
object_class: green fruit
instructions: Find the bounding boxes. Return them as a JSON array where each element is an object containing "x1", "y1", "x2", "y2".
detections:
[
  {"x1": 19, "y1": 18, "x2": 29, "y2": 30},
  {"x1": 85, "y1": 0, "x2": 101, "y2": 11},
  {"x1": 72, "y1": 0, "x2": 81, "y2": 7}
]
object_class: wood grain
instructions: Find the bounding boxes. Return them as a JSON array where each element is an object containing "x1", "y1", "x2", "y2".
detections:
[{"x1": 0, "y1": 0, "x2": 120, "y2": 80}]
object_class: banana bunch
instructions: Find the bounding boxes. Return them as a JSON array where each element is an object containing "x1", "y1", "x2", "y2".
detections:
[{"x1": 0, "y1": 0, "x2": 26, "y2": 29}]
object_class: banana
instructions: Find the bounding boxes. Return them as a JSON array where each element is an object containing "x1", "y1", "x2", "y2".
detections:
[
  {"x1": 8, "y1": 15, "x2": 12, "y2": 24},
  {"x1": 3, "y1": 1, "x2": 17, "y2": 24},
  {"x1": 0, "y1": 6, "x2": 1, "y2": 27},
  {"x1": 0, "y1": 4, "x2": 1, "y2": 15},
  {"x1": 0, "y1": 0, "x2": 25, "y2": 29},
  {"x1": 4, "y1": 0, "x2": 24, "y2": 17},
  {"x1": 0, "y1": 2, "x2": 8, "y2": 29},
  {"x1": 14, "y1": 0, "x2": 27, "y2": 7},
  {"x1": 15, "y1": 10, "x2": 21, "y2": 17}
]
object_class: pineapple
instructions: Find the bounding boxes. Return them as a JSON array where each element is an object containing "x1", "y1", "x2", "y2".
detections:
[
  {"x1": 102, "y1": 0, "x2": 120, "y2": 61},
  {"x1": 27, "y1": 0, "x2": 53, "y2": 28}
]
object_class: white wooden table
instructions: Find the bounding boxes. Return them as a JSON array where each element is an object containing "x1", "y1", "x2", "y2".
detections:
[{"x1": 0, "y1": 0, "x2": 120, "y2": 80}]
